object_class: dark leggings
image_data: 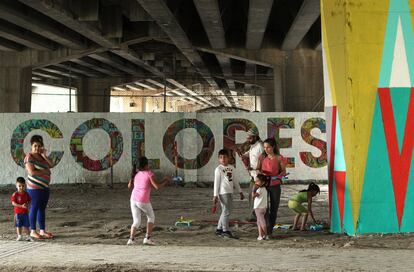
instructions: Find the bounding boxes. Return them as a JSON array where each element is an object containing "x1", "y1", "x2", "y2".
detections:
[
  {"x1": 266, "y1": 185, "x2": 281, "y2": 234},
  {"x1": 27, "y1": 188, "x2": 50, "y2": 231}
]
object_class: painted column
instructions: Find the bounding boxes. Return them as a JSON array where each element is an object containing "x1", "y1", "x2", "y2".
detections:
[{"x1": 322, "y1": 0, "x2": 414, "y2": 234}]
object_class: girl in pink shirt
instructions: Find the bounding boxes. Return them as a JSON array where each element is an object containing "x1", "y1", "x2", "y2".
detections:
[{"x1": 127, "y1": 157, "x2": 170, "y2": 246}]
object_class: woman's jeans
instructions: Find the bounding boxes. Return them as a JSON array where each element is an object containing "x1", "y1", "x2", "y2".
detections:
[
  {"x1": 266, "y1": 185, "x2": 281, "y2": 234},
  {"x1": 27, "y1": 188, "x2": 50, "y2": 231}
]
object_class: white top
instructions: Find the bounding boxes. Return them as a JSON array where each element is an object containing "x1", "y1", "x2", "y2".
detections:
[
  {"x1": 254, "y1": 187, "x2": 268, "y2": 209},
  {"x1": 213, "y1": 164, "x2": 241, "y2": 196},
  {"x1": 245, "y1": 140, "x2": 264, "y2": 179}
]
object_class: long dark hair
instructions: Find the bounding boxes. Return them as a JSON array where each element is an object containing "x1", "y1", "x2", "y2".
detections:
[
  {"x1": 300, "y1": 182, "x2": 320, "y2": 194},
  {"x1": 137, "y1": 156, "x2": 149, "y2": 171},
  {"x1": 263, "y1": 138, "x2": 280, "y2": 157},
  {"x1": 256, "y1": 174, "x2": 271, "y2": 187},
  {"x1": 131, "y1": 157, "x2": 149, "y2": 179}
]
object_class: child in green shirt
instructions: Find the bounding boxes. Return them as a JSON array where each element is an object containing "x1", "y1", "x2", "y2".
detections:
[{"x1": 288, "y1": 182, "x2": 320, "y2": 230}]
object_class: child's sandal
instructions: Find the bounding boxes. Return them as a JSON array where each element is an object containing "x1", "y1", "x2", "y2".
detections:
[
  {"x1": 40, "y1": 232, "x2": 54, "y2": 239},
  {"x1": 30, "y1": 232, "x2": 43, "y2": 239}
]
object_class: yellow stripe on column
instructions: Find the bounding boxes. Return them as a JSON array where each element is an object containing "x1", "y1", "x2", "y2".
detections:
[{"x1": 321, "y1": 0, "x2": 390, "y2": 228}]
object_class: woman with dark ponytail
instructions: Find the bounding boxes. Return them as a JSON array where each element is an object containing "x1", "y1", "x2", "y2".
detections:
[{"x1": 256, "y1": 138, "x2": 286, "y2": 237}]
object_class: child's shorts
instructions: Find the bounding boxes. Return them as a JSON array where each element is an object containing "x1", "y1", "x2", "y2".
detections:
[
  {"x1": 288, "y1": 200, "x2": 308, "y2": 214},
  {"x1": 15, "y1": 213, "x2": 30, "y2": 228}
]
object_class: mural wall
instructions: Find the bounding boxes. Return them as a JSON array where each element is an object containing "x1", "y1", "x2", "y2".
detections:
[
  {"x1": 0, "y1": 112, "x2": 327, "y2": 185},
  {"x1": 322, "y1": 0, "x2": 414, "y2": 234}
]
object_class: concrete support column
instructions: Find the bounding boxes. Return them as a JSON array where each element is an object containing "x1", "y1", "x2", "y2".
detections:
[
  {"x1": 76, "y1": 78, "x2": 111, "y2": 112},
  {"x1": 274, "y1": 67, "x2": 284, "y2": 111},
  {"x1": 257, "y1": 75, "x2": 277, "y2": 112},
  {"x1": 0, "y1": 66, "x2": 32, "y2": 112},
  {"x1": 284, "y1": 49, "x2": 323, "y2": 111},
  {"x1": 322, "y1": 0, "x2": 414, "y2": 235}
]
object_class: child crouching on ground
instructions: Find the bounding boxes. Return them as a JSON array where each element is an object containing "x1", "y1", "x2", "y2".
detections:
[
  {"x1": 11, "y1": 177, "x2": 32, "y2": 241},
  {"x1": 288, "y1": 182, "x2": 320, "y2": 230},
  {"x1": 213, "y1": 149, "x2": 244, "y2": 238},
  {"x1": 127, "y1": 157, "x2": 170, "y2": 246},
  {"x1": 252, "y1": 174, "x2": 269, "y2": 240}
]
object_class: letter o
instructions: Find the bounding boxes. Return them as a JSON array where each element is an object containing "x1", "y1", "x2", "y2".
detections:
[
  {"x1": 163, "y1": 119, "x2": 215, "y2": 169},
  {"x1": 70, "y1": 118, "x2": 123, "y2": 171}
]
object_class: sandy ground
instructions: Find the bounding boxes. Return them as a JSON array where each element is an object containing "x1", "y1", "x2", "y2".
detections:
[{"x1": 0, "y1": 183, "x2": 414, "y2": 271}]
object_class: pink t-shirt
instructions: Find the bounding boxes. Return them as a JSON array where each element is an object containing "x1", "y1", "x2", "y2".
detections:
[
  {"x1": 260, "y1": 155, "x2": 281, "y2": 176},
  {"x1": 131, "y1": 170, "x2": 154, "y2": 203}
]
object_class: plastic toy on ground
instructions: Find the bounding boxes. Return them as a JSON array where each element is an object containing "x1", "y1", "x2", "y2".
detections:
[
  {"x1": 273, "y1": 224, "x2": 292, "y2": 230},
  {"x1": 175, "y1": 217, "x2": 193, "y2": 227},
  {"x1": 309, "y1": 224, "x2": 324, "y2": 231}
]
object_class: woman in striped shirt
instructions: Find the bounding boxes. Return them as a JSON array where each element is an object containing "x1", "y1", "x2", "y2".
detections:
[{"x1": 24, "y1": 135, "x2": 54, "y2": 239}]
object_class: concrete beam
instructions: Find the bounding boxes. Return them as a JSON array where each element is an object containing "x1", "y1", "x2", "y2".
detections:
[
  {"x1": 0, "y1": 20, "x2": 56, "y2": 50},
  {"x1": 70, "y1": 57, "x2": 124, "y2": 76},
  {"x1": 281, "y1": 0, "x2": 320, "y2": 50},
  {"x1": 54, "y1": 62, "x2": 105, "y2": 78},
  {"x1": 196, "y1": 47, "x2": 276, "y2": 67},
  {"x1": 166, "y1": 79, "x2": 215, "y2": 107},
  {"x1": 192, "y1": 1, "x2": 237, "y2": 106},
  {"x1": 111, "y1": 49, "x2": 164, "y2": 77},
  {"x1": 41, "y1": 66, "x2": 82, "y2": 79},
  {"x1": 19, "y1": 0, "x2": 116, "y2": 48},
  {"x1": 89, "y1": 52, "x2": 144, "y2": 75},
  {"x1": 135, "y1": 81, "x2": 157, "y2": 91},
  {"x1": 0, "y1": 37, "x2": 24, "y2": 51},
  {"x1": 0, "y1": 0, "x2": 86, "y2": 49},
  {"x1": 193, "y1": 0, "x2": 226, "y2": 49},
  {"x1": 28, "y1": 47, "x2": 107, "y2": 69},
  {"x1": 246, "y1": 0, "x2": 274, "y2": 49},
  {"x1": 32, "y1": 70, "x2": 62, "y2": 80}
]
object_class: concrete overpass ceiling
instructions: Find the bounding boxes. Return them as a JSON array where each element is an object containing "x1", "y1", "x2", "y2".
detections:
[
  {"x1": 300, "y1": 17, "x2": 322, "y2": 50},
  {"x1": 0, "y1": 0, "x2": 322, "y2": 112},
  {"x1": 281, "y1": 0, "x2": 321, "y2": 50}
]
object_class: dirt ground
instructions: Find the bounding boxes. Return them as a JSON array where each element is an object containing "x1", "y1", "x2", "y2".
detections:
[{"x1": 1, "y1": 183, "x2": 414, "y2": 271}]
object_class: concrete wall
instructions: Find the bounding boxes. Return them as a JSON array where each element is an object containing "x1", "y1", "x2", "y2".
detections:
[
  {"x1": 0, "y1": 112, "x2": 327, "y2": 186},
  {"x1": 322, "y1": 0, "x2": 414, "y2": 234}
]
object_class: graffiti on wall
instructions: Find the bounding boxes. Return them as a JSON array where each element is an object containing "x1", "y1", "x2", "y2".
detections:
[
  {"x1": 300, "y1": 117, "x2": 327, "y2": 168},
  {"x1": 70, "y1": 118, "x2": 123, "y2": 171},
  {"x1": 163, "y1": 119, "x2": 215, "y2": 169},
  {"x1": 10, "y1": 119, "x2": 64, "y2": 167},
  {"x1": 267, "y1": 117, "x2": 295, "y2": 168},
  {"x1": 131, "y1": 119, "x2": 160, "y2": 170},
  {"x1": 223, "y1": 118, "x2": 258, "y2": 165},
  {"x1": 5, "y1": 113, "x2": 327, "y2": 186}
]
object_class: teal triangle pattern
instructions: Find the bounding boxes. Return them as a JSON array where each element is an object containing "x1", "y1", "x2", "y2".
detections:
[
  {"x1": 343, "y1": 175, "x2": 355, "y2": 235},
  {"x1": 389, "y1": 88, "x2": 411, "y2": 151},
  {"x1": 330, "y1": 179, "x2": 342, "y2": 233},
  {"x1": 359, "y1": 94, "x2": 399, "y2": 233},
  {"x1": 400, "y1": 155, "x2": 414, "y2": 232}
]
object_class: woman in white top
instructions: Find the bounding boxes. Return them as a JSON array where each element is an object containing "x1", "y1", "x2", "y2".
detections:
[{"x1": 252, "y1": 174, "x2": 270, "y2": 240}]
